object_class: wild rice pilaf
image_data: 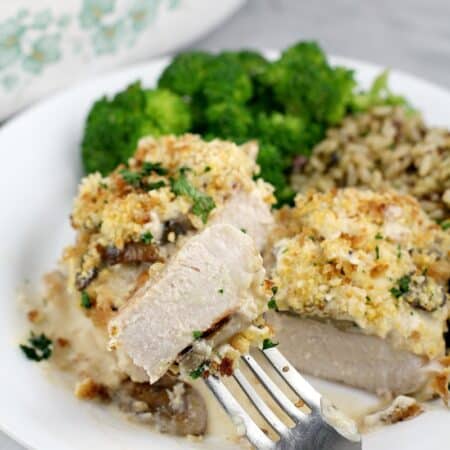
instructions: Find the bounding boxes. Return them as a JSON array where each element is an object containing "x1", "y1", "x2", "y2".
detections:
[{"x1": 292, "y1": 106, "x2": 450, "y2": 221}]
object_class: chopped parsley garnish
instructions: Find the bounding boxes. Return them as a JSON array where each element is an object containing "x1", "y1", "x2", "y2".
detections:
[
  {"x1": 397, "y1": 244, "x2": 402, "y2": 259},
  {"x1": 20, "y1": 332, "x2": 53, "y2": 362},
  {"x1": 390, "y1": 275, "x2": 411, "y2": 298},
  {"x1": 80, "y1": 291, "x2": 92, "y2": 309},
  {"x1": 268, "y1": 298, "x2": 278, "y2": 309},
  {"x1": 240, "y1": 228, "x2": 247, "y2": 233},
  {"x1": 375, "y1": 245, "x2": 380, "y2": 260},
  {"x1": 268, "y1": 285, "x2": 278, "y2": 309},
  {"x1": 141, "y1": 231, "x2": 153, "y2": 244},
  {"x1": 366, "y1": 296, "x2": 372, "y2": 303},
  {"x1": 119, "y1": 169, "x2": 142, "y2": 187},
  {"x1": 170, "y1": 173, "x2": 216, "y2": 223},
  {"x1": 375, "y1": 232, "x2": 383, "y2": 240},
  {"x1": 218, "y1": 288, "x2": 224, "y2": 294},
  {"x1": 145, "y1": 180, "x2": 166, "y2": 191},
  {"x1": 141, "y1": 161, "x2": 168, "y2": 176},
  {"x1": 441, "y1": 221, "x2": 450, "y2": 231},
  {"x1": 190, "y1": 362, "x2": 208, "y2": 379},
  {"x1": 262, "y1": 338, "x2": 279, "y2": 350},
  {"x1": 204, "y1": 166, "x2": 211, "y2": 173},
  {"x1": 192, "y1": 330, "x2": 202, "y2": 340}
]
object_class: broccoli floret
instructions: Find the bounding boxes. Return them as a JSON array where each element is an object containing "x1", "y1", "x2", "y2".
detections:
[
  {"x1": 256, "y1": 112, "x2": 307, "y2": 155},
  {"x1": 202, "y1": 54, "x2": 253, "y2": 104},
  {"x1": 157, "y1": 51, "x2": 213, "y2": 96},
  {"x1": 221, "y1": 50, "x2": 269, "y2": 79},
  {"x1": 351, "y1": 70, "x2": 411, "y2": 112},
  {"x1": 261, "y1": 41, "x2": 356, "y2": 125},
  {"x1": 256, "y1": 143, "x2": 294, "y2": 206},
  {"x1": 144, "y1": 89, "x2": 191, "y2": 134},
  {"x1": 82, "y1": 81, "x2": 191, "y2": 175},
  {"x1": 204, "y1": 102, "x2": 253, "y2": 143}
]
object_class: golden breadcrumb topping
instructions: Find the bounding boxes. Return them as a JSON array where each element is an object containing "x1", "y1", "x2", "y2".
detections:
[
  {"x1": 271, "y1": 188, "x2": 449, "y2": 359},
  {"x1": 65, "y1": 134, "x2": 274, "y2": 295}
]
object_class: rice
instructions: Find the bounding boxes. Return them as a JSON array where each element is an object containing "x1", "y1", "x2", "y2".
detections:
[{"x1": 292, "y1": 106, "x2": 450, "y2": 221}]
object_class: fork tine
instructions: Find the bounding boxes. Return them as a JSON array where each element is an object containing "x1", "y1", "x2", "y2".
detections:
[
  {"x1": 204, "y1": 375, "x2": 275, "y2": 450},
  {"x1": 262, "y1": 348, "x2": 322, "y2": 413},
  {"x1": 242, "y1": 354, "x2": 307, "y2": 422},
  {"x1": 233, "y1": 369, "x2": 290, "y2": 437}
]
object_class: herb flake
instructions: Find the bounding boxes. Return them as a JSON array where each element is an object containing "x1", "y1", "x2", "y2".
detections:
[
  {"x1": 375, "y1": 232, "x2": 383, "y2": 240},
  {"x1": 141, "y1": 231, "x2": 153, "y2": 244},
  {"x1": 192, "y1": 330, "x2": 202, "y2": 340},
  {"x1": 81, "y1": 291, "x2": 92, "y2": 309},
  {"x1": 262, "y1": 339, "x2": 279, "y2": 350},
  {"x1": 190, "y1": 362, "x2": 208, "y2": 379},
  {"x1": 375, "y1": 245, "x2": 380, "y2": 260},
  {"x1": 20, "y1": 332, "x2": 53, "y2": 362},
  {"x1": 268, "y1": 298, "x2": 278, "y2": 309},
  {"x1": 170, "y1": 173, "x2": 216, "y2": 223},
  {"x1": 390, "y1": 275, "x2": 411, "y2": 298},
  {"x1": 141, "y1": 161, "x2": 168, "y2": 176},
  {"x1": 119, "y1": 169, "x2": 142, "y2": 187}
]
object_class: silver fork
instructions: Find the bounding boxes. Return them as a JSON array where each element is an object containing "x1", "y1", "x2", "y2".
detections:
[{"x1": 205, "y1": 347, "x2": 362, "y2": 450}]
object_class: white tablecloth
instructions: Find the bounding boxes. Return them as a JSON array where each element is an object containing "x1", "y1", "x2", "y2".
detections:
[{"x1": 2, "y1": 0, "x2": 449, "y2": 448}]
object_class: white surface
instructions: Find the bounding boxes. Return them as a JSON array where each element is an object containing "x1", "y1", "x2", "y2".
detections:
[
  {"x1": 0, "y1": 0, "x2": 245, "y2": 120},
  {"x1": 0, "y1": 56, "x2": 449, "y2": 450}
]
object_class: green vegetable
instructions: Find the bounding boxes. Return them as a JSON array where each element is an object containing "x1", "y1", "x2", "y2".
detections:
[
  {"x1": 261, "y1": 41, "x2": 355, "y2": 125},
  {"x1": 441, "y1": 221, "x2": 450, "y2": 231},
  {"x1": 351, "y1": 70, "x2": 410, "y2": 112},
  {"x1": 144, "y1": 89, "x2": 191, "y2": 134},
  {"x1": 170, "y1": 172, "x2": 216, "y2": 223},
  {"x1": 81, "y1": 291, "x2": 92, "y2": 308},
  {"x1": 158, "y1": 51, "x2": 213, "y2": 96},
  {"x1": 256, "y1": 143, "x2": 294, "y2": 206},
  {"x1": 262, "y1": 338, "x2": 279, "y2": 350},
  {"x1": 204, "y1": 102, "x2": 253, "y2": 143},
  {"x1": 141, "y1": 231, "x2": 153, "y2": 244},
  {"x1": 192, "y1": 330, "x2": 202, "y2": 340},
  {"x1": 82, "y1": 81, "x2": 191, "y2": 175},
  {"x1": 20, "y1": 332, "x2": 53, "y2": 362},
  {"x1": 390, "y1": 275, "x2": 411, "y2": 298},
  {"x1": 202, "y1": 54, "x2": 253, "y2": 105}
]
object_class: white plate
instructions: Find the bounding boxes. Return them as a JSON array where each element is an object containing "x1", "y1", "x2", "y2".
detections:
[{"x1": 0, "y1": 54, "x2": 449, "y2": 450}]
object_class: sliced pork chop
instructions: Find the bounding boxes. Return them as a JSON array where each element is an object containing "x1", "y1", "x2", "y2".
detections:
[
  {"x1": 109, "y1": 224, "x2": 267, "y2": 383},
  {"x1": 269, "y1": 313, "x2": 429, "y2": 395},
  {"x1": 210, "y1": 184, "x2": 274, "y2": 252}
]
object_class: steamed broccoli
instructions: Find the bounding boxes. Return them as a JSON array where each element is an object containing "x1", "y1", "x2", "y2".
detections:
[
  {"x1": 204, "y1": 102, "x2": 253, "y2": 143},
  {"x1": 257, "y1": 143, "x2": 294, "y2": 206},
  {"x1": 221, "y1": 50, "x2": 269, "y2": 79},
  {"x1": 157, "y1": 51, "x2": 213, "y2": 96},
  {"x1": 202, "y1": 54, "x2": 253, "y2": 104},
  {"x1": 82, "y1": 82, "x2": 191, "y2": 175},
  {"x1": 256, "y1": 112, "x2": 309, "y2": 156},
  {"x1": 144, "y1": 88, "x2": 191, "y2": 133},
  {"x1": 261, "y1": 41, "x2": 355, "y2": 125}
]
